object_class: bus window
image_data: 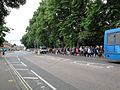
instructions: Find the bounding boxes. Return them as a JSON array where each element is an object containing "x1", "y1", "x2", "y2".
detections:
[
  {"x1": 107, "y1": 33, "x2": 114, "y2": 45},
  {"x1": 116, "y1": 32, "x2": 120, "y2": 44}
]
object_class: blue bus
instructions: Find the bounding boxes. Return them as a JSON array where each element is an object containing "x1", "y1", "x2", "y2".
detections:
[{"x1": 104, "y1": 28, "x2": 120, "y2": 61}]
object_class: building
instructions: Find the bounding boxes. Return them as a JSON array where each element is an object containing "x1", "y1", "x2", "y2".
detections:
[
  {"x1": 16, "y1": 46, "x2": 24, "y2": 51},
  {"x1": 3, "y1": 41, "x2": 12, "y2": 51}
]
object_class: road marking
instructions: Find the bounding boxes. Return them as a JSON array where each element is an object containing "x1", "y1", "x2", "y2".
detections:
[
  {"x1": 5, "y1": 69, "x2": 10, "y2": 72},
  {"x1": 21, "y1": 61, "x2": 27, "y2": 67},
  {"x1": 23, "y1": 77, "x2": 38, "y2": 80},
  {"x1": 71, "y1": 61, "x2": 104, "y2": 69},
  {"x1": 63, "y1": 59, "x2": 71, "y2": 61},
  {"x1": 8, "y1": 80, "x2": 16, "y2": 83},
  {"x1": 31, "y1": 70, "x2": 56, "y2": 90},
  {"x1": 11, "y1": 62, "x2": 21, "y2": 64},
  {"x1": 87, "y1": 64, "x2": 104, "y2": 69},
  {"x1": 87, "y1": 63, "x2": 90, "y2": 65},
  {"x1": 72, "y1": 61, "x2": 77, "y2": 64},
  {"x1": 16, "y1": 69, "x2": 28, "y2": 71},
  {"x1": 4, "y1": 58, "x2": 32, "y2": 90},
  {"x1": 18, "y1": 58, "x2": 20, "y2": 61},
  {"x1": 106, "y1": 65, "x2": 114, "y2": 69},
  {"x1": 41, "y1": 86, "x2": 45, "y2": 89}
]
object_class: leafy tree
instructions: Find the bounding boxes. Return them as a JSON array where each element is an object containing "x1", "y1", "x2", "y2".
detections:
[
  {"x1": 81, "y1": 0, "x2": 120, "y2": 45},
  {"x1": 81, "y1": 0, "x2": 104, "y2": 45},
  {"x1": 21, "y1": 0, "x2": 120, "y2": 48}
]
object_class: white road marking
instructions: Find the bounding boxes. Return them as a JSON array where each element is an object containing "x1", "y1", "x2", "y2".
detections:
[
  {"x1": 106, "y1": 65, "x2": 114, "y2": 69},
  {"x1": 71, "y1": 61, "x2": 104, "y2": 69},
  {"x1": 18, "y1": 58, "x2": 20, "y2": 61},
  {"x1": 72, "y1": 61, "x2": 77, "y2": 64},
  {"x1": 87, "y1": 64, "x2": 104, "y2": 69},
  {"x1": 38, "y1": 55, "x2": 115, "y2": 69},
  {"x1": 5, "y1": 58, "x2": 32, "y2": 90},
  {"x1": 16, "y1": 69, "x2": 28, "y2": 71},
  {"x1": 21, "y1": 61, "x2": 27, "y2": 67},
  {"x1": 41, "y1": 86, "x2": 45, "y2": 89},
  {"x1": 37, "y1": 82, "x2": 42, "y2": 85},
  {"x1": 87, "y1": 63, "x2": 90, "y2": 65},
  {"x1": 11, "y1": 62, "x2": 21, "y2": 64},
  {"x1": 23, "y1": 77, "x2": 38, "y2": 80},
  {"x1": 31, "y1": 70, "x2": 56, "y2": 90},
  {"x1": 63, "y1": 59, "x2": 71, "y2": 61}
]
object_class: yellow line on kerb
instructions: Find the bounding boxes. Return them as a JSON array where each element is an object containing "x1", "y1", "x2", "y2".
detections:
[{"x1": 4, "y1": 57, "x2": 33, "y2": 90}]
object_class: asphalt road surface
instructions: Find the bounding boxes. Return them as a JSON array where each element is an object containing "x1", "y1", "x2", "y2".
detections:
[{"x1": 5, "y1": 51, "x2": 120, "y2": 90}]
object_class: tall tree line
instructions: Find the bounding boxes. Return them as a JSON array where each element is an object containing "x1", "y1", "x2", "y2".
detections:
[
  {"x1": 21, "y1": 0, "x2": 120, "y2": 48},
  {"x1": 0, "y1": 0, "x2": 26, "y2": 45}
]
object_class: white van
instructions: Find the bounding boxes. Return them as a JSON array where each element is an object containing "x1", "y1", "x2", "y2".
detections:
[{"x1": 39, "y1": 46, "x2": 48, "y2": 54}]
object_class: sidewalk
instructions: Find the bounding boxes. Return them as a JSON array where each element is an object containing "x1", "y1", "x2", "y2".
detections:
[{"x1": 0, "y1": 57, "x2": 19, "y2": 90}]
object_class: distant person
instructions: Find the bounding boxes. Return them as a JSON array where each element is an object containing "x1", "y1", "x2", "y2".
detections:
[
  {"x1": 2, "y1": 50, "x2": 5, "y2": 55},
  {"x1": 76, "y1": 47, "x2": 79, "y2": 56},
  {"x1": 87, "y1": 47, "x2": 91, "y2": 57}
]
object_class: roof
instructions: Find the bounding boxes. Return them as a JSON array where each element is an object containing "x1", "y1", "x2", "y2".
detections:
[{"x1": 105, "y1": 28, "x2": 120, "y2": 34}]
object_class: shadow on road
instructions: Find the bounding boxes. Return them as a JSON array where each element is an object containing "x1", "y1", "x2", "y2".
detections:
[{"x1": 109, "y1": 62, "x2": 120, "y2": 64}]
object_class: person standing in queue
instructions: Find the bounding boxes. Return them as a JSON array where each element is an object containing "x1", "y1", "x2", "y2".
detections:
[{"x1": 2, "y1": 49, "x2": 5, "y2": 55}]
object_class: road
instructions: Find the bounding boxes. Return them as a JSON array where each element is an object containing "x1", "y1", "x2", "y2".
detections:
[{"x1": 5, "y1": 51, "x2": 120, "y2": 90}]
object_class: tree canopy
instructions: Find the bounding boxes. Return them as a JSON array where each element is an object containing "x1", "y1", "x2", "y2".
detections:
[
  {"x1": 21, "y1": 0, "x2": 120, "y2": 48},
  {"x1": 0, "y1": 0, "x2": 26, "y2": 45}
]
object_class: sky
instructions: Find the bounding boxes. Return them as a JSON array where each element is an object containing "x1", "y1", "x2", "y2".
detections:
[{"x1": 5, "y1": 0, "x2": 40, "y2": 45}]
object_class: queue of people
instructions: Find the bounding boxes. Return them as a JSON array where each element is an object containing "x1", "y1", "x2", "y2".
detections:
[{"x1": 48, "y1": 46, "x2": 103, "y2": 57}]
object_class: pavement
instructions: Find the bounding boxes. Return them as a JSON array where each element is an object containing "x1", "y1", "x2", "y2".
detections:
[{"x1": 0, "y1": 57, "x2": 19, "y2": 90}]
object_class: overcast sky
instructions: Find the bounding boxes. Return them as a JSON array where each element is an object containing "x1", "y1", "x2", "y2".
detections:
[{"x1": 5, "y1": 0, "x2": 40, "y2": 45}]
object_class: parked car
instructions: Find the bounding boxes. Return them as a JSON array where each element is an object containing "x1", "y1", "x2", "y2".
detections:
[
  {"x1": 39, "y1": 46, "x2": 48, "y2": 54},
  {"x1": 27, "y1": 49, "x2": 31, "y2": 52}
]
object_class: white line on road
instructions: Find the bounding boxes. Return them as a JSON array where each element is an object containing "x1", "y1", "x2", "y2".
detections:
[
  {"x1": 18, "y1": 58, "x2": 20, "y2": 61},
  {"x1": 41, "y1": 86, "x2": 45, "y2": 89},
  {"x1": 23, "y1": 77, "x2": 38, "y2": 80},
  {"x1": 4, "y1": 58, "x2": 32, "y2": 90},
  {"x1": 87, "y1": 64, "x2": 104, "y2": 69},
  {"x1": 21, "y1": 61, "x2": 27, "y2": 67},
  {"x1": 10, "y1": 62, "x2": 21, "y2": 64},
  {"x1": 70, "y1": 61, "x2": 77, "y2": 63},
  {"x1": 16, "y1": 69, "x2": 28, "y2": 71},
  {"x1": 71, "y1": 61, "x2": 104, "y2": 69},
  {"x1": 106, "y1": 65, "x2": 114, "y2": 69},
  {"x1": 31, "y1": 70, "x2": 56, "y2": 90}
]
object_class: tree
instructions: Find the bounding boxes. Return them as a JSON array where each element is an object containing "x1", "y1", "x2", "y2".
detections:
[
  {"x1": 81, "y1": 0, "x2": 104, "y2": 45},
  {"x1": 81, "y1": 0, "x2": 120, "y2": 45},
  {"x1": 21, "y1": 0, "x2": 120, "y2": 48}
]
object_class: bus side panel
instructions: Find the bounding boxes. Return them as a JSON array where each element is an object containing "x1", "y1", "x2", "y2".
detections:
[
  {"x1": 104, "y1": 33, "x2": 115, "y2": 58},
  {"x1": 106, "y1": 46, "x2": 114, "y2": 52},
  {"x1": 115, "y1": 45, "x2": 120, "y2": 53},
  {"x1": 104, "y1": 54, "x2": 120, "y2": 61},
  {"x1": 104, "y1": 32, "x2": 115, "y2": 60}
]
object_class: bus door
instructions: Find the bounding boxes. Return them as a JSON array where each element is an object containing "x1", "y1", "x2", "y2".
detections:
[
  {"x1": 107, "y1": 33, "x2": 115, "y2": 53},
  {"x1": 115, "y1": 32, "x2": 120, "y2": 53}
]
